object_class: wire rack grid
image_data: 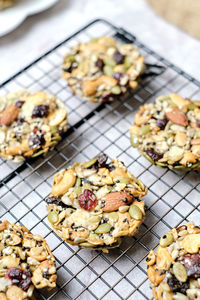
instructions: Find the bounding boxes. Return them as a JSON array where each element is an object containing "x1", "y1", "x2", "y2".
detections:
[{"x1": 0, "y1": 19, "x2": 200, "y2": 300}]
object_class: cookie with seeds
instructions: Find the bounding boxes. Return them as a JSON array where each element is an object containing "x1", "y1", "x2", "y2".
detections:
[
  {"x1": 146, "y1": 222, "x2": 200, "y2": 300},
  {"x1": 46, "y1": 154, "x2": 147, "y2": 252},
  {"x1": 0, "y1": 220, "x2": 56, "y2": 300},
  {"x1": 62, "y1": 36, "x2": 145, "y2": 103},
  {"x1": 0, "y1": 89, "x2": 67, "y2": 162},
  {"x1": 0, "y1": 0, "x2": 13, "y2": 10},
  {"x1": 130, "y1": 93, "x2": 200, "y2": 169}
]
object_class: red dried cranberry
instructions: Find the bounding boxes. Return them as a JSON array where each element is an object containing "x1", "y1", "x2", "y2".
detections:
[
  {"x1": 6, "y1": 268, "x2": 31, "y2": 290},
  {"x1": 78, "y1": 189, "x2": 97, "y2": 211},
  {"x1": 28, "y1": 130, "x2": 45, "y2": 149},
  {"x1": 101, "y1": 93, "x2": 118, "y2": 103},
  {"x1": 15, "y1": 101, "x2": 25, "y2": 108},
  {"x1": 156, "y1": 117, "x2": 168, "y2": 130},
  {"x1": 181, "y1": 254, "x2": 200, "y2": 278},
  {"x1": 196, "y1": 120, "x2": 200, "y2": 127},
  {"x1": 113, "y1": 50, "x2": 125, "y2": 64},
  {"x1": 146, "y1": 149, "x2": 163, "y2": 161},
  {"x1": 167, "y1": 274, "x2": 188, "y2": 295},
  {"x1": 32, "y1": 105, "x2": 49, "y2": 118},
  {"x1": 113, "y1": 72, "x2": 126, "y2": 85},
  {"x1": 96, "y1": 59, "x2": 104, "y2": 70}
]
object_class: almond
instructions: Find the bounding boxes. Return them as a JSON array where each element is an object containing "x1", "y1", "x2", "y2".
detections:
[
  {"x1": 166, "y1": 107, "x2": 188, "y2": 126},
  {"x1": 101, "y1": 191, "x2": 133, "y2": 212},
  {"x1": 0, "y1": 104, "x2": 19, "y2": 126}
]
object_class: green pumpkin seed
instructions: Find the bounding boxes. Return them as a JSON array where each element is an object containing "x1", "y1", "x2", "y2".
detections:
[
  {"x1": 139, "y1": 125, "x2": 150, "y2": 136},
  {"x1": 51, "y1": 135, "x2": 61, "y2": 142},
  {"x1": 90, "y1": 37, "x2": 99, "y2": 43},
  {"x1": 156, "y1": 95, "x2": 171, "y2": 102},
  {"x1": 173, "y1": 262, "x2": 187, "y2": 282},
  {"x1": 103, "y1": 57, "x2": 116, "y2": 67},
  {"x1": 130, "y1": 134, "x2": 139, "y2": 147},
  {"x1": 142, "y1": 151, "x2": 155, "y2": 164},
  {"x1": 0, "y1": 270, "x2": 6, "y2": 277},
  {"x1": 159, "y1": 233, "x2": 174, "y2": 247},
  {"x1": 136, "y1": 179, "x2": 145, "y2": 191},
  {"x1": 68, "y1": 55, "x2": 76, "y2": 63},
  {"x1": 188, "y1": 103, "x2": 197, "y2": 110},
  {"x1": 89, "y1": 233, "x2": 99, "y2": 239},
  {"x1": 79, "y1": 242, "x2": 94, "y2": 247},
  {"x1": 74, "y1": 186, "x2": 82, "y2": 196},
  {"x1": 88, "y1": 216, "x2": 101, "y2": 224},
  {"x1": 95, "y1": 223, "x2": 112, "y2": 234},
  {"x1": 31, "y1": 149, "x2": 45, "y2": 158},
  {"x1": 50, "y1": 126, "x2": 58, "y2": 134},
  {"x1": 103, "y1": 65, "x2": 114, "y2": 76},
  {"x1": 174, "y1": 165, "x2": 185, "y2": 169},
  {"x1": 75, "y1": 177, "x2": 81, "y2": 187},
  {"x1": 48, "y1": 210, "x2": 58, "y2": 224},
  {"x1": 114, "y1": 176, "x2": 130, "y2": 185},
  {"x1": 107, "y1": 185, "x2": 114, "y2": 192},
  {"x1": 111, "y1": 86, "x2": 121, "y2": 95},
  {"x1": 129, "y1": 205, "x2": 142, "y2": 220},
  {"x1": 83, "y1": 157, "x2": 98, "y2": 168},
  {"x1": 124, "y1": 56, "x2": 131, "y2": 69},
  {"x1": 156, "y1": 162, "x2": 168, "y2": 168},
  {"x1": 195, "y1": 130, "x2": 200, "y2": 138},
  {"x1": 104, "y1": 212, "x2": 118, "y2": 222}
]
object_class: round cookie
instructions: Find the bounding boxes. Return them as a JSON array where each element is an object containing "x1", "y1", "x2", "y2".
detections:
[
  {"x1": 46, "y1": 154, "x2": 147, "y2": 252},
  {"x1": 130, "y1": 93, "x2": 200, "y2": 169},
  {"x1": 62, "y1": 36, "x2": 145, "y2": 103},
  {"x1": 0, "y1": 89, "x2": 67, "y2": 162},
  {"x1": 146, "y1": 222, "x2": 200, "y2": 300},
  {"x1": 0, "y1": 220, "x2": 56, "y2": 300}
]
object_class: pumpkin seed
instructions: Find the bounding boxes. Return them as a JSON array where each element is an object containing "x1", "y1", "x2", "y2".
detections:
[
  {"x1": 104, "y1": 212, "x2": 118, "y2": 222},
  {"x1": 90, "y1": 37, "x2": 99, "y2": 43},
  {"x1": 50, "y1": 126, "x2": 58, "y2": 134},
  {"x1": 103, "y1": 57, "x2": 116, "y2": 67},
  {"x1": 159, "y1": 233, "x2": 174, "y2": 247},
  {"x1": 156, "y1": 162, "x2": 168, "y2": 168},
  {"x1": 48, "y1": 210, "x2": 58, "y2": 224},
  {"x1": 31, "y1": 149, "x2": 45, "y2": 158},
  {"x1": 173, "y1": 262, "x2": 187, "y2": 282},
  {"x1": 111, "y1": 86, "x2": 121, "y2": 95},
  {"x1": 74, "y1": 186, "x2": 82, "y2": 196},
  {"x1": 95, "y1": 223, "x2": 112, "y2": 234},
  {"x1": 114, "y1": 176, "x2": 130, "y2": 185},
  {"x1": 156, "y1": 95, "x2": 171, "y2": 102},
  {"x1": 103, "y1": 65, "x2": 114, "y2": 76},
  {"x1": 0, "y1": 270, "x2": 6, "y2": 277},
  {"x1": 130, "y1": 134, "x2": 139, "y2": 147},
  {"x1": 174, "y1": 165, "x2": 185, "y2": 169},
  {"x1": 83, "y1": 183, "x2": 92, "y2": 190},
  {"x1": 139, "y1": 125, "x2": 150, "y2": 136},
  {"x1": 68, "y1": 55, "x2": 76, "y2": 63},
  {"x1": 141, "y1": 151, "x2": 155, "y2": 164},
  {"x1": 79, "y1": 242, "x2": 94, "y2": 247},
  {"x1": 124, "y1": 56, "x2": 131, "y2": 69},
  {"x1": 75, "y1": 177, "x2": 81, "y2": 187},
  {"x1": 129, "y1": 205, "x2": 142, "y2": 220},
  {"x1": 136, "y1": 179, "x2": 145, "y2": 191},
  {"x1": 88, "y1": 216, "x2": 101, "y2": 224},
  {"x1": 188, "y1": 103, "x2": 197, "y2": 110},
  {"x1": 83, "y1": 157, "x2": 97, "y2": 168},
  {"x1": 195, "y1": 130, "x2": 200, "y2": 138},
  {"x1": 89, "y1": 233, "x2": 99, "y2": 239},
  {"x1": 119, "y1": 205, "x2": 129, "y2": 213},
  {"x1": 107, "y1": 185, "x2": 114, "y2": 192}
]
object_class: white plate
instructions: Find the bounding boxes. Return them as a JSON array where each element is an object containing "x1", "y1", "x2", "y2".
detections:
[{"x1": 0, "y1": 0, "x2": 59, "y2": 36}]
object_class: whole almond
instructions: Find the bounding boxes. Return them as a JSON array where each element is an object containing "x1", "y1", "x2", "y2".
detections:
[
  {"x1": 101, "y1": 191, "x2": 133, "y2": 212},
  {"x1": 0, "y1": 104, "x2": 19, "y2": 126},
  {"x1": 166, "y1": 107, "x2": 188, "y2": 126}
]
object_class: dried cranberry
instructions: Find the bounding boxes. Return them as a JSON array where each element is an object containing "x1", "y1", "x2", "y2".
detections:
[
  {"x1": 6, "y1": 268, "x2": 31, "y2": 291},
  {"x1": 46, "y1": 196, "x2": 67, "y2": 208},
  {"x1": 78, "y1": 189, "x2": 97, "y2": 211},
  {"x1": 15, "y1": 100, "x2": 25, "y2": 108},
  {"x1": 28, "y1": 131, "x2": 45, "y2": 149},
  {"x1": 181, "y1": 254, "x2": 200, "y2": 278},
  {"x1": 32, "y1": 105, "x2": 49, "y2": 118},
  {"x1": 101, "y1": 93, "x2": 118, "y2": 103},
  {"x1": 156, "y1": 117, "x2": 168, "y2": 130},
  {"x1": 196, "y1": 120, "x2": 200, "y2": 127},
  {"x1": 113, "y1": 72, "x2": 127, "y2": 85},
  {"x1": 97, "y1": 153, "x2": 108, "y2": 168},
  {"x1": 113, "y1": 50, "x2": 125, "y2": 64},
  {"x1": 167, "y1": 274, "x2": 189, "y2": 295},
  {"x1": 96, "y1": 59, "x2": 104, "y2": 70},
  {"x1": 146, "y1": 149, "x2": 163, "y2": 161}
]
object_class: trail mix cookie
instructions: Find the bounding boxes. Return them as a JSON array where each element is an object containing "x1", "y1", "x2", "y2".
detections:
[
  {"x1": 0, "y1": 90, "x2": 67, "y2": 162},
  {"x1": 0, "y1": 0, "x2": 13, "y2": 10},
  {"x1": 46, "y1": 154, "x2": 147, "y2": 252},
  {"x1": 146, "y1": 222, "x2": 200, "y2": 300},
  {"x1": 0, "y1": 220, "x2": 56, "y2": 300},
  {"x1": 130, "y1": 93, "x2": 200, "y2": 169},
  {"x1": 62, "y1": 36, "x2": 145, "y2": 103}
]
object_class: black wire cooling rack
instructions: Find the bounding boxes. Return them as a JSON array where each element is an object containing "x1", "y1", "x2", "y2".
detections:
[{"x1": 0, "y1": 19, "x2": 200, "y2": 300}]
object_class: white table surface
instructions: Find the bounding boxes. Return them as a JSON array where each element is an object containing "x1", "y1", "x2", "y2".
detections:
[{"x1": 0, "y1": 0, "x2": 200, "y2": 85}]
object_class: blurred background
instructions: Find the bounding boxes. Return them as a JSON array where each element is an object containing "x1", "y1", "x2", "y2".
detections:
[{"x1": 0, "y1": 0, "x2": 200, "y2": 83}]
